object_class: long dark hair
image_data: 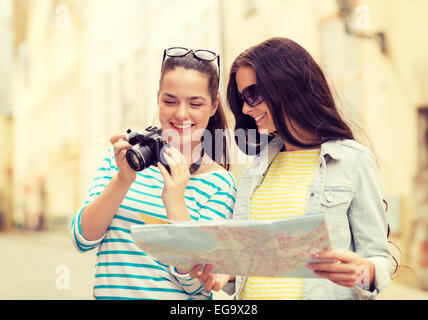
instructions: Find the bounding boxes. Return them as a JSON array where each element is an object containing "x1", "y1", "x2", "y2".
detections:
[
  {"x1": 227, "y1": 37, "x2": 354, "y2": 154},
  {"x1": 160, "y1": 53, "x2": 230, "y2": 170},
  {"x1": 228, "y1": 37, "x2": 400, "y2": 277}
]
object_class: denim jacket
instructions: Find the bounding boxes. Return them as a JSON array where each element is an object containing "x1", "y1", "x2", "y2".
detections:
[{"x1": 223, "y1": 135, "x2": 394, "y2": 299}]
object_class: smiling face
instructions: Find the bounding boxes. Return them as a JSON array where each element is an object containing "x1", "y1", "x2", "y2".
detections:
[
  {"x1": 235, "y1": 65, "x2": 321, "y2": 151},
  {"x1": 235, "y1": 66, "x2": 276, "y2": 134},
  {"x1": 158, "y1": 67, "x2": 219, "y2": 154}
]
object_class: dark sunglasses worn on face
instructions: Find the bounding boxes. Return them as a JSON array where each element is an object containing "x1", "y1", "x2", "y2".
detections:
[
  {"x1": 239, "y1": 84, "x2": 264, "y2": 107},
  {"x1": 162, "y1": 47, "x2": 220, "y2": 75}
]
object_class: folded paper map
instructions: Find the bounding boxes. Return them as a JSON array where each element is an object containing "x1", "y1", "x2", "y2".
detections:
[{"x1": 131, "y1": 212, "x2": 331, "y2": 278}]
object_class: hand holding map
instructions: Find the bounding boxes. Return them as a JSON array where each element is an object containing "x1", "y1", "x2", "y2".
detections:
[{"x1": 131, "y1": 212, "x2": 331, "y2": 278}]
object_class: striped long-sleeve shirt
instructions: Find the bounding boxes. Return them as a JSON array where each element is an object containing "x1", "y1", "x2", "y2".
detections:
[{"x1": 71, "y1": 147, "x2": 236, "y2": 300}]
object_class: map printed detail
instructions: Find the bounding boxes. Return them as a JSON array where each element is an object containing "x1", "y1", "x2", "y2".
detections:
[{"x1": 131, "y1": 213, "x2": 331, "y2": 278}]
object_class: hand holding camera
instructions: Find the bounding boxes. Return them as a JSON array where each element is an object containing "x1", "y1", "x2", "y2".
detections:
[
  {"x1": 110, "y1": 133, "x2": 136, "y2": 185},
  {"x1": 110, "y1": 126, "x2": 171, "y2": 185},
  {"x1": 125, "y1": 126, "x2": 193, "y2": 221}
]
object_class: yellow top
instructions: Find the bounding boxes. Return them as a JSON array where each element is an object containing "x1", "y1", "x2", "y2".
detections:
[{"x1": 239, "y1": 148, "x2": 321, "y2": 300}]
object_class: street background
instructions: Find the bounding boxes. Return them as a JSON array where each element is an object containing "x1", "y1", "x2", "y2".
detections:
[
  {"x1": 1, "y1": 0, "x2": 428, "y2": 299},
  {"x1": 1, "y1": 230, "x2": 428, "y2": 300}
]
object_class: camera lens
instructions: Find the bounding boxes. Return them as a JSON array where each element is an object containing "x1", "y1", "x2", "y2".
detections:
[
  {"x1": 126, "y1": 145, "x2": 154, "y2": 171},
  {"x1": 128, "y1": 152, "x2": 141, "y2": 169}
]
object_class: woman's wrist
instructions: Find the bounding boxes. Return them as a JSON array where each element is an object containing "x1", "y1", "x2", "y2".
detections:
[
  {"x1": 116, "y1": 170, "x2": 136, "y2": 187},
  {"x1": 165, "y1": 200, "x2": 191, "y2": 221},
  {"x1": 175, "y1": 267, "x2": 190, "y2": 275}
]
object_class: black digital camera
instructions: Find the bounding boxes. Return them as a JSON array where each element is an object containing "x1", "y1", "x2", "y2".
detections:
[{"x1": 125, "y1": 126, "x2": 170, "y2": 173}]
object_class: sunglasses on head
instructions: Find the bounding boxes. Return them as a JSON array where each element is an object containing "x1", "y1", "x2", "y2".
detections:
[
  {"x1": 162, "y1": 47, "x2": 220, "y2": 75},
  {"x1": 239, "y1": 84, "x2": 264, "y2": 107}
]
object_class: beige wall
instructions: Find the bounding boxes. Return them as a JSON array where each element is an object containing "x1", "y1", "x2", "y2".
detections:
[
  {"x1": 0, "y1": 115, "x2": 13, "y2": 230},
  {"x1": 12, "y1": 0, "x2": 82, "y2": 228},
  {"x1": 0, "y1": 0, "x2": 14, "y2": 230}
]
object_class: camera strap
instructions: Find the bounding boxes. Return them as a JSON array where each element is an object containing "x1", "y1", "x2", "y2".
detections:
[{"x1": 188, "y1": 148, "x2": 205, "y2": 174}]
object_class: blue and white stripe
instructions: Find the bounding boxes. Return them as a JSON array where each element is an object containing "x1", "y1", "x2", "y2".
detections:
[{"x1": 71, "y1": 147, "x2": 236, "y2": 300}]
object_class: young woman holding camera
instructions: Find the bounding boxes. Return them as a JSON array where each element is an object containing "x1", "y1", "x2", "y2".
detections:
[
  {"x1": 71, "y1": 48, "x2": 236, "y2": 300},
  {"x1": 190, "y1": 37, "x2": 394, "y2": 300}
]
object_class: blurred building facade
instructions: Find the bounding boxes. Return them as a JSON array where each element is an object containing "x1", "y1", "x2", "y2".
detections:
[
  {"x1": 5, "y1": 0, "x2": 428, "y2": 289},
  {"x1": 12, "y1": 0, "x2": 82, "y2": 230},
  {"x1": 10, "y1": 0, "x2": 222, "y2": 230},
  {"x1": 0, "y1": 0, "x2": 14, "y2": 231}
]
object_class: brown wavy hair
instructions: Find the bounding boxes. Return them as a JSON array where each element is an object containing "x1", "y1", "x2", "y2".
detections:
[{"x1": 227, "y1": 37, "x2": 354, "y2": 154}]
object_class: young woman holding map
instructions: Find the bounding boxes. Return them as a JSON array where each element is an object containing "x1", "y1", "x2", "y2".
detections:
[
  {"x1": 191, "y1": 37, "x2": 394, "y2": 300},
  {"x1": 71, "y1": 48, "x2": 237, "y2": 300}
]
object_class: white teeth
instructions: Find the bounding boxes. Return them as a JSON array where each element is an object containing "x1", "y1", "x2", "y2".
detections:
[
  {"x1": 173, "y1": 123, "x2": 192, "y2": 129},
  {"x1": 254, "y1": 113, "x2": 267, "y2": 122}
]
